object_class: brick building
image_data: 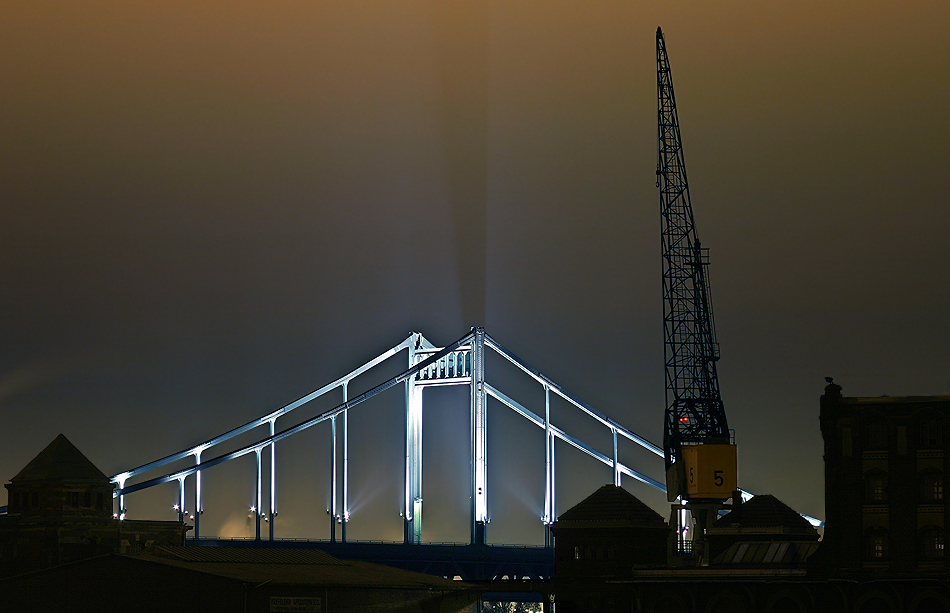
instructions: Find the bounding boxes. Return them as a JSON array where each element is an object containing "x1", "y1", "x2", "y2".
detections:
[
  {"x1": 550, "y1": 484, "x2": 669, "y2": 579},
  {"x1": 0, "y1": 434, "x2": 188, "y2": 577},
  {"x1": 813, "y1": 380, "x2": 949, "y2": 578}
]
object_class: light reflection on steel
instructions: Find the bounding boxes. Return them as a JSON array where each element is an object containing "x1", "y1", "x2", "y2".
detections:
[{"x1": 110, "y1": 328, "x2": 810, "y2": 543}]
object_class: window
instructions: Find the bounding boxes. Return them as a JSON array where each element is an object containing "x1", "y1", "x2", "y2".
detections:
[
  {"x1": 920, "y1": 471, "x2": 944, "y2": 501},
  {"x1": 920, "y1": 526, "x2": 945, "y2": 558},
  {"x1": 920, "y1": 418, "x2": 942, "y2": 448},
  {"x1": 96, "y1": 492, "x2": 104, "y2": 510},
  {"x1": 842, "y1": 427, "x2": 853, "y2": 456},
  {"x1": 865, "y1": 471, "x2": 888, "y2": 502},
  {"x1": 69, "y1": 492, "x2": 80, "y2": 507},
  {"x1": 31, "y1": 492, "x2": 38, "y2": 508},
  {"x1": 866, "y1": 529, "x2": 889, "y2": 559},
  {"x1": 11, "y1": 492, "x2": 19, "y2": 510},
  {"x1": 83, "y1": 492, "x2": 91, "y2": 507},
  {"x1": 865, "y1": 421, "x2": 887, "y2": 450}
]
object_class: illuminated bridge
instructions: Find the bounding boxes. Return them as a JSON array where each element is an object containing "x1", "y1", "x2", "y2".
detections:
[{"x1": 107, "y1": 327, "x2": 675, "y2": 580}]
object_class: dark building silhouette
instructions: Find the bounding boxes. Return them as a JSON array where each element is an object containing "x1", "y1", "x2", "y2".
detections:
[
  {"x1": 551, "y1": 487, "x2": 827, "y2": 613},
  {"x1": 707, "y1": 493, "x2": 820, "y2": 563},
  {"x1": 0, "y1": 434, "x2": 188, "y2": 577},
  {"x1": 0, "y1": 436, "x2": 481, "y2": 612},
  {"x1": 551, "y1": 484, "x2": 669, "y2": 578},
  {"x1": 551, "y1": 383, "x2": 950, "y2": 613},
  {"x1": 813, "y1": 381, "x2": 950, "y2": 578},
  {"x1": 0, "y1": 546, "x2": 481, "y2": 613}
]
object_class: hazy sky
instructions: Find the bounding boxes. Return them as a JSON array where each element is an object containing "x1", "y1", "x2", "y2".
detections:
[{"x1": 2, "y1": 1, "x2": 948, "y2": 543}]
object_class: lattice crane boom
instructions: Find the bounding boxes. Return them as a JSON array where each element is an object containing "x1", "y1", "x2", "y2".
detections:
[{"x1": 656, "y1": 27, "x2": 731, "y2": 501}]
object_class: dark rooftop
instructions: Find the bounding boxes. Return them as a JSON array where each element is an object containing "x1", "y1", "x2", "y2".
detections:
[
  {"x1": 134, "y1": 546, "x2": 478, "y2": 590},
  {"x1": 557, "y1": 484, "x2": 666, "y2": 526},
  {"x1": 10, "y1": 434, "x2": 109, "y2": 484},
  {"x1": 839, "y1": 395, "x2": 950, "y2": 404},
  {"x1": 146, "y1": 545, "x2": 347, "y2": 566},
  {"x1": 711, "y1": 494, "x2": 816, "y2": 534}
]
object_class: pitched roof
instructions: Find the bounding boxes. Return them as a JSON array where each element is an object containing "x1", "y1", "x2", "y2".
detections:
[
  {"x1": 10, "y1": 434, "x2": 109, "y2": 484},
  {"x1": 147, "y1": 546, "x2": 347, "y2": 566},
  {"x1": 557, "y1": 485, "x2": 666, "y2": 526},
  {"x1": 711, "y1": 494, "x2": 816, "y2": 534}
]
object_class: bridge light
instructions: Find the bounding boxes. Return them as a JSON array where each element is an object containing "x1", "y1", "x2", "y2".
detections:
[
  {"x1": 173, "y1": 504, "x2": 180, "y2": 511},
  {"x1": 113, "y1": 472, "x2": 132, "y2": 484}
]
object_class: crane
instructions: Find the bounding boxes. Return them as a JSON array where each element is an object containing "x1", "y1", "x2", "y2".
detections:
[{"x1": 656, "y1": 27, "x2": 737, "y2": 560}]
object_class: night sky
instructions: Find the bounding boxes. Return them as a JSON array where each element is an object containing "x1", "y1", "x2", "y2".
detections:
[{"x1": 2, "y1": 2, "x2": 948, "y2": 544}]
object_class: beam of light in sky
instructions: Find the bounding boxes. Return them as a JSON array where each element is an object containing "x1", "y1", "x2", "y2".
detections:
[{"x1": 2, "y1": 0, "x2": 948, "y2": 542}]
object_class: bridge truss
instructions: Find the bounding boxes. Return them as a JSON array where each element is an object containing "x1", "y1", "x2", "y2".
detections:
[{"x1": 110, "y1": 327, "x2": 666, "y2": 549}]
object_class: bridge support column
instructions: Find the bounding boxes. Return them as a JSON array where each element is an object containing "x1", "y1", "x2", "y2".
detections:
[
  {"x1": 255, "y1": 448, "x2": 262, "y2": 541},
  {"x1": 474, "y1": 521, "x2": 486, "y2": 547},
  {"x1": 329, "y1": 384, "x2": 351, "y2": 543},
  {"x1": 543, "y1": 385, "x2": 555, "y2": 547},
  {"x1": 612, "y1": 428, "x2": 621, "y2": 486},
  {"x1": 330, "y1": 414, "x2": 337, "y2": 542},
  {"x1": 404, "y1": 342, "x2": 423, "y2": 544},
  {"x1": 269, "y1": 420, "x2": 276, "y2": 541},
  {"x1": 194, "y1": 450, "x2": 202, "y2": 539},
  {"x1": 471, "y1": 327, "x2": 488, "y2": 546},
  {"x1": 341, "y1": 383, "x2": 349, "y2": 543},
  {"x1": 177, "y1": 476, "x2": 185, "y2": 523},
  {"x1": 116, "y1": 476, "x2": 127, "y2": 520}
]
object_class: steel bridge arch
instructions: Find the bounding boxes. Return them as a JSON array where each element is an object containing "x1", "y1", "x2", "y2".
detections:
[{"x1": 110, "y1": 327, "x2": 668, "y2": 545}]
